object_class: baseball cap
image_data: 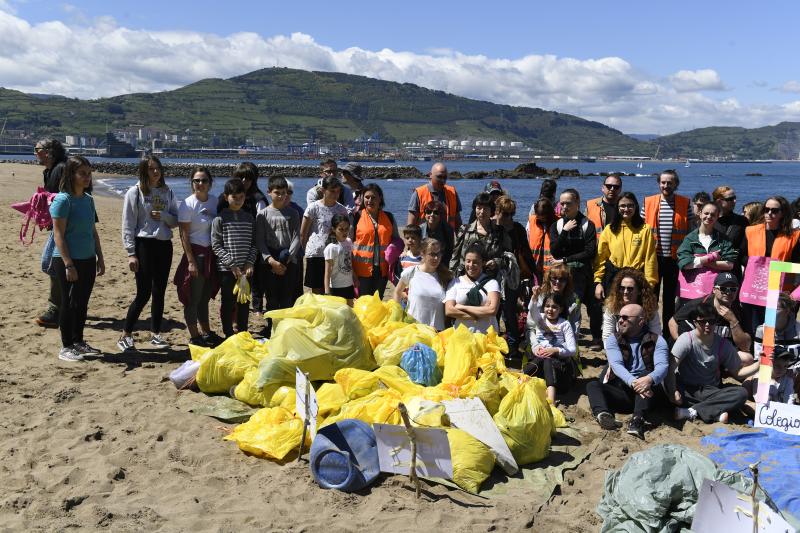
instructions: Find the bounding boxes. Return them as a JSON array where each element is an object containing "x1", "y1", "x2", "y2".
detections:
[
  {"x1": 341, "y1": 162, "x2": 363, "y2": 181},
  {"x1": 714, "y1": 272, "x2": 738, "y2": 287},
  {"x1": 485, "y1": 180, "x2": 503, "y2": 194}
]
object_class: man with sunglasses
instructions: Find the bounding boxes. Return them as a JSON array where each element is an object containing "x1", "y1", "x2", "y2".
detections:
[
  {"x1": 668, "y1": 302, "x2": 748, "y2": 423},
  {"x1": 587, "y1": 303, "x2": 669, "y2": 438},
  {"x1": 668, "y1": 272, "x2": 752, "y2": 363},
  {"x1": 585, "y1": 173, "x2": 622, "y2": 236},
  {"x1": 712, "y1": 186, "x2": 748, "y2": 271}
]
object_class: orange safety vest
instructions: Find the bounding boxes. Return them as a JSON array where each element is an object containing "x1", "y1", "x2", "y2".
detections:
[
  {"x1": 527, "y1": 215, "x2": 553, "y2": 273},
  {"x1": 644, "y1": 194, "x2": 690, "y2": 259},
  {"x1": 353, "y1": 210, "x2": 393, "y2": 278},
  {"x1": 416, "y1": 184, "x2": 459, "y2": 229},
  {"x1": 744, "y1": 224, "x2": 800, "y2": 260},
  {"x1": 585, "y1": 197, "x2": 607, "y2": 236}
]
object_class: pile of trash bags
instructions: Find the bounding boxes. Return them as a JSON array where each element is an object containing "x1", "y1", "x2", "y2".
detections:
[{"x1": 181, "y1": 292, "x2": 568, "y2": 493}]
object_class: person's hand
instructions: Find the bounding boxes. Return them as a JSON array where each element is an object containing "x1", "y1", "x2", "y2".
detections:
[
  {"x1": 672, "y1": 389, "x2": 683, "y2": 406},
  {"x1": 245, "y1": 265, "x2": 254, "y2": 278},
  {"x1": 632, "y1": 375, "x2": 653, "y2": 395},
  {"x1": 231, "y1": 266, "x2": 243, "y2": 278},
  {"x1": 270, "y1": 259, "x2": 287, "y2": 276},
  {"x1": 562, "y1": 219, "x2": 578, "y2": 232},
  {"x1": 531, "y1": 285, "x2": 541, "y2": 299},
  {"x1": 595, "y1": 283, "x2": 605, "y2": 300},
  {"x1": 96, "y1": 257, "x2": 106, "y2": 276},
  {"x1": 65, "y1": 264, "x2": 78, "y2": 282},
  {"x1": 715, "y1": 301, "x2": 735, "y2": 322},
  {"x1": 128, "y1": 256, "x2": 139, "y2": 273},
  {"x1": 639, "y1": 390, "x2": 654, "y2": 399},
  {"x1": 188, "y1": 260, "x2": 198, "y2": 278},
  {"x1": 485, "y1": 259, "x2": 497, "y2": 270}
]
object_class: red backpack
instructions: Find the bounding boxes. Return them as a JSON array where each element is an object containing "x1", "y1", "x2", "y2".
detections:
[{"x1": 11, "y1": 187, "x2": 57, "y2": 245}]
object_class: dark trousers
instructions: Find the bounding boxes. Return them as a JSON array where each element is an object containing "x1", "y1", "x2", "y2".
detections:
[
  {"x1": 573, "y1": 266, "x2": 602, "y2": 340},
  {"x1": 124, "y1": 238, "x2": 173, "y2": 333},
  {"x1": 502, "y1": 285, "x2": 520, "y2": 352},
  {"x1": 261, "y1": 262, "x2": 300, "y2": 337},
  {"x1": 656, "y1": 256, "x2": 679, "y2": 337},
  {"x1": 586, "y1": 368, "x2": 654, "y2": 418},
  {"x1": 681, "y1": 383, "x2": 748, "y2": 423},
  {"x1": 742, "y1": 303, "x2": 764, "y2": 338},
  {"x1": 358, "y1": 274, "x2": 388, "y2": 300},
  {"x1": 251, "y1": 255, "x2": 265, "y2": 311},
  {"x1": 48, "y1": 274, "x2": 61, "y2": 312},
  {"x1": 220, "y1": 271, "x2": 250, "y2": 338},
  {"x1": 53, "y1": 257, "x2": 96, "y2": 348}
]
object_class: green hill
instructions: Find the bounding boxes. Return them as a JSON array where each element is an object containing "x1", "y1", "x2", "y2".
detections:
[
  {"x1": 655, "y1": 122, "x2": 800, "y2": 160},
  {"x1": 0, "y1": 67, "x2": 648, "y2": 156}
]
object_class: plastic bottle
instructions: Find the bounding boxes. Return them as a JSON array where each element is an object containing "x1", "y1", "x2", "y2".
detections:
[{"x1": 310, "y1": 419, "x2": 380, "y2": 492}]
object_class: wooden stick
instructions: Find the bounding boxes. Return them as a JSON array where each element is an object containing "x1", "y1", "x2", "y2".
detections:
[
  {"x1": 397, "y1": 403, "x2": 420, "y2": 499},
  {"x1": 297, "y1": 372, "x2": 311, "y2": 462},
  {"x1": 750, "y1": 463, "x2": 759, "y2": 533}
]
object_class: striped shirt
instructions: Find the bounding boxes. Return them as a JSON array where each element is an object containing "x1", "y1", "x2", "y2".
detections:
[
  {"x1": 211, "y1": 208, "x2": 257, "y2": 271},
  {"x1": 657, "y1": 197, "x2": 675, "y2": 257}
]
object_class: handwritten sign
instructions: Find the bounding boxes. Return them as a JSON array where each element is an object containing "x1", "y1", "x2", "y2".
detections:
[
  {"x1": 754, "y1": 402, "x2": 800, "y2": 436},
  {"x1": 443, "y1": 397, "x2": 518, "y2": 475},
  {"x1": 692, "y1": 479, "x2": 793, "y2": 533},
  {"x1": 295, "y1": 368, "x2": 318, "y2": 439},
  {"x1": 373, "y1": 423, "x2": 453, "y2": 479}
]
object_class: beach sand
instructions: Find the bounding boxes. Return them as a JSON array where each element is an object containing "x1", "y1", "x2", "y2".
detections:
[{"x1": 0, "y1": 162, "x2": 733, "y2": 531}]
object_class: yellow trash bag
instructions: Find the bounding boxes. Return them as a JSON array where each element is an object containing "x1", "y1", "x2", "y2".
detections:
[
  {"x1": 410, "y1": 385, "x2": 456, "y2": 404},
  {"x1": 433, "y1": 328, "x2": 455, "y2": 367},
  {"x1": 385, "y1": 299, "x2": 414, "y2": 324},
  {"x1": 353, "y1": 292, "x2": 391, "y2": 330},
  {"x1": 196, "y1": 332, "x2": 261, "y2": 394},
  {"x1": 189, "y1": 343, "x2": 211, "y2": 362},
  {"x1": 373, "y1": 323, "x2": 439, "y2": 367},
  {"x1": 447, "y1": 429, "x2": 496, "y2": 494},
  {"x1": 234, "y1": 367, "x2": 271, "y2": 407},
  {"x1": 492, "y1": 378, "x2": 554, "y2": 466},
  {"x1": 441, "y1": 325, "x2": 480, "y2": 386},
  {"x1": 334, "y1": 368, "x2": 380, "y2": 400},
  {"x1": 224, "y1": 406, "x2": 308, "y2": 460},
  {"x1": 461, "y1": 369, "x2": 503, "y2": 416},
  {"x1": 367, "y1": 321, "x2": 409, "y2": 350},
  {"x1": 322, "y1": 389, "x2": 402, "y2": 427},
  {"x1": 404, "y1": 397, "x2": 447, "y2": 427},
  {"x1": 373, "y1": 365, "x2": 423, "y2": 397},
  {"x1": 316, "y1": 382, "x2": 347, "y2": 419},
  {"x1": 263, "y1": 294, "x2": 374, "y2": 382},
  {"x1": 549, "y1": 401, "x2": 568, "y2": 429},
  {"x1": 475, "y1": 327, "x2": 508, "y2": 373}
]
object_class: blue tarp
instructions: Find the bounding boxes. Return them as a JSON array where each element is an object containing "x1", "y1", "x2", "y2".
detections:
[{"x1": 702, "y1": 428, "x2": 800, "y2": 525}]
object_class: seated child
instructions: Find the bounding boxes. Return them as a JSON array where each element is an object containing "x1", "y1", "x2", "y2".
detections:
[
  {"x1": 743, "y1": 348, "x2": 796, "y2": 405},
  {"x1": 524, "y1": 292, "x2": 577, "y2": 403}
]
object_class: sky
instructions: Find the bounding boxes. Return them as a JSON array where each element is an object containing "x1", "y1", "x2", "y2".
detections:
[{"x1": 2, "y1": 0, "x2": 800, "y2": 135}]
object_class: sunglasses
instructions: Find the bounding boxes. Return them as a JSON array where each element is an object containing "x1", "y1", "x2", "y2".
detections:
[
  {"x1": 550, "y1": 277, "x2": 567, "y2": 283},
  {"x1": 618, "y1": 286, "x2": 636, "y2": 293},
  {"x1": 192, "y1": 178, "x2": 209, "y2": 184},
  {"x1": 764, "y1": 207, "x2": 782, "y2": 215},
  {"x1": 615, "y1": 314, "x2": 639, "y2": 323},
  {"x1": 603, "y1": 183, "x2": 621, "y2": 190},
  {"x1": 694, "y1": 318, "x2": 717, "y2": 326},
  {"x1": 721, "y1": 195, "x2": 736, "y2": 201},
  {"x1": 715, "y1": 285, "x2": 737, "y2": 294},
  {"x1": 618, "y1": 204, "x2": 636, "y2": 210},
  {"x1": 424, "y1": 210, "x2": 440, "y2": 215}
]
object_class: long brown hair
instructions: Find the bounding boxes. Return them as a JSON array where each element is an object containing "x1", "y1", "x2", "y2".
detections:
[
  {"x1": 421, "y1": 238, "x2": 452, "y2": 288},
  {"x1": 605, "y1": 268, "x2": 658, "y2": 319},
  {"x1": 60, "y1": 155, "x2": 92, "y2": 195},
  {"x1": 138, "y1": 155, "x2": 165, "y2": 196},
  {"x1": 765, "y1": 196, "x2": 794, "y2": 235},
  {"x1": 540, "y1": 263, "x2": 574, "y2": 299}
]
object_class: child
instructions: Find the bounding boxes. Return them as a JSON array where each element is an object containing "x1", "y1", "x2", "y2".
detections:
[
  {"x1": 211, "y1": 179, "x2": 257, "y2": 338},
  {"x1": 744, "y1": 349, "x2": 796, "y2": 404},
  {"x1": 399, "y1": 224, "x2": 423, "y2": 270},
  {"x1": 255, "y1": 176, "x2": 302, "y2": 332},
  {"x1": 323, "y1": 214, "x2": 355, "y2": 305},
  {"x1": 300, "y1": 176, "x2": 349, "y2": 294},
  {"x1": 525, "y1": 292, "x2": 577, "y2": 403}
]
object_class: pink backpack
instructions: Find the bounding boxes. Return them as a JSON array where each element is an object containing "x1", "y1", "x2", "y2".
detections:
[{"x1": 11, "y1": 187, "x2": 57, "y2": 245}]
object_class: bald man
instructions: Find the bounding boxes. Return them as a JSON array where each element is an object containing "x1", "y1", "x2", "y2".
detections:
[
  {"x1": 407, "y1": 162, "x2": 462, "y2": 229},
  {"x1": 586, "y1": 303, "x2": 669, "y2": 439}
]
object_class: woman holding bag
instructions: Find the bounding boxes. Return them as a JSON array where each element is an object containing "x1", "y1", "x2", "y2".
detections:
[{"x1": 676, "y1": 202, "x2": 737, "y2": 302}]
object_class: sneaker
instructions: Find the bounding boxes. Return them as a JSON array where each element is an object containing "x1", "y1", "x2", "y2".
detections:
[
  {"x1": 596, "y1": 411, "x2": 620, "y2": 431},
  {"x1": 35, "y1": 308, "x2": 59, "y2": 328},
  {"x1": 150, "y1": 334, "x2": 169, "y2": 347},
  {"x1": 588, "y1": 338, "x2": 604, "y2": 351},
  {"x1": 117, "y1": 335, "x2": 135, "y2": 352},
  {"x1": 202, "y1": 332, "x2": 223, "y2": 348},
  {"x1": 58, "y1": 346, "x2": 84, "y2": 362},
  {"x1": 627, "y1": 416, "x2": 645, "y2": 439},
  {"x1": 189, "y1": 336, "x2": 207, "y2": 347},
  {"x1": 73, "y1": 341, "x2": 100, "y2": 356}
]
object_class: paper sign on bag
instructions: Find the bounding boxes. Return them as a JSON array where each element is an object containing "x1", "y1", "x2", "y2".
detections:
[
  {"x1": 295, "y1": 368, "x2": 318, "y2": 439},
  {"x1": 692, "y1": 478, "x2": 792, "y2": 533},
  {"x1": 443, "y1": 397, "x2": 518, "y2": 475},
  {"x1": 373, "y1": 423, "x2": 453, "y2": 479},
  {"x1": 754, "y1": 402, "x2": 800, "y2": 437}
]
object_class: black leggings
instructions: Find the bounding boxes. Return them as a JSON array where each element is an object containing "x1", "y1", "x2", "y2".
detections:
[
  {"x1": 124, "y1": 238, "x2": 173, "y2": 333},
  {"x1": 53, "y1": 256, "x2": 96, "y2": 348},
  {"x1": 220, "y1": 271, "x2": 250, "y2": 338}
]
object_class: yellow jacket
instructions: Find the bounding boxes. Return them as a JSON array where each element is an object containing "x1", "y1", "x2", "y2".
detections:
[{"x1": 593, "y1": 222, "x2": 659, "y2": 287}]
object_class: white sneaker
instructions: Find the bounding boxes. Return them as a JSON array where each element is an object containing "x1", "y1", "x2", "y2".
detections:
[
  {"x1": 58, "y1": 346, "x2": 84, "y2": 362},
  {"x1": 73, "y1": 341, "x2": 100, "y2": 356},
  {"x1": 116, "y1": 335, "x2": 135, "y2": 352},
  {"x1": 150, "y1": 334, "x2": 169, "y2": 347}
]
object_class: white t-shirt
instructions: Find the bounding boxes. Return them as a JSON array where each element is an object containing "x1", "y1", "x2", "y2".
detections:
[
  {"x1": 323, "y1": 239, "x2": 354, "y2": 288},
  {"x1": 178, "y1": 194, "x2": 215, "y2": 247},
  {"x1": 304, "y1": 201, "x2": 349, "y2": 258},
  {"x1": 401, "y1": 266, "x2": 446, "y2": 331},
  {"x1": 443, "y1": 276, "x2": 500, "y2": 333}
]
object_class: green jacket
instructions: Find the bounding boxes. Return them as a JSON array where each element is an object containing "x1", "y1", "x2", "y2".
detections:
[{"x1": 676, "y1": 228, "x2": 738, "y2": 270}]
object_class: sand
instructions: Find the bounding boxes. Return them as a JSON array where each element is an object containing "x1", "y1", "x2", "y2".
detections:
[{"x1": 0, "y1": 161, "x2": 732, "y2": 531}]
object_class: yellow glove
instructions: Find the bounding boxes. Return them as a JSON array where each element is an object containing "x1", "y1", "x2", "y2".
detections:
[{"x1": 233, "y1": 275, "x2": 252, "y2": 304}]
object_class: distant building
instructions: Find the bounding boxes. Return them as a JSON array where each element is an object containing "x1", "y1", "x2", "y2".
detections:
[{"x1": 104, "y1": 132, "x2": 137, "y2": 158}]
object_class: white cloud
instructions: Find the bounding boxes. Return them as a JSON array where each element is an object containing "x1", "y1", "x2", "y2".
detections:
[
  {"x1": 1, "y1": 10, "x2": 799, "y2": 134},
  {"x1": 780, "y1": 80, "x2": 800, "y2": 93},
  {"x1": 669, "y1": 69, "x2": 726, "y2": 92}
]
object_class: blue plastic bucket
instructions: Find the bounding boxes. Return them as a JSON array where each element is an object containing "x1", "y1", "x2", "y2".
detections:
[{"x1": 310, "y1": 419, "x2": 379, "y2": 492}]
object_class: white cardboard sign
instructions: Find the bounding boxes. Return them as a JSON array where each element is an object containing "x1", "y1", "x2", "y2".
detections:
[
  {"x1": 692, "y1": 478, "x2": 793, "y2": 533},
  {"x1": 295, "y1": 368, "x2": 318, "y2": 439},
  {"x1": 443, "y1": 397, "x2": 518, "y2": 475},
  {"x1": 373, "y1": 423, "x2": 453, "y2": 479},
  {"x1": 754, "y1": 402, "x2": 800, "y2": 436}
]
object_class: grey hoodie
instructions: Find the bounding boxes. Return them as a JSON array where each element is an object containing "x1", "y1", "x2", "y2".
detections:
[{"x1": 121, "y1": 184, "x2": 178, "y2": 255}]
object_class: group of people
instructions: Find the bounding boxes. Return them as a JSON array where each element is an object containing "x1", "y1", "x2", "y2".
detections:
[{"x1": 34, "y1": 139, "x2": 800, "y2": 439}]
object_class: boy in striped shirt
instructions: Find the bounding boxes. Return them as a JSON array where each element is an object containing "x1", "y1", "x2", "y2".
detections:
[{"x1": 212, "y1": 179, "x2": 257, "y2": 338}]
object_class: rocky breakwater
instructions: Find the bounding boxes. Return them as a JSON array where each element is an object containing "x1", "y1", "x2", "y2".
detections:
[{"x1": 460, "y1": 162, "x2": 581, "y2": 181}]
